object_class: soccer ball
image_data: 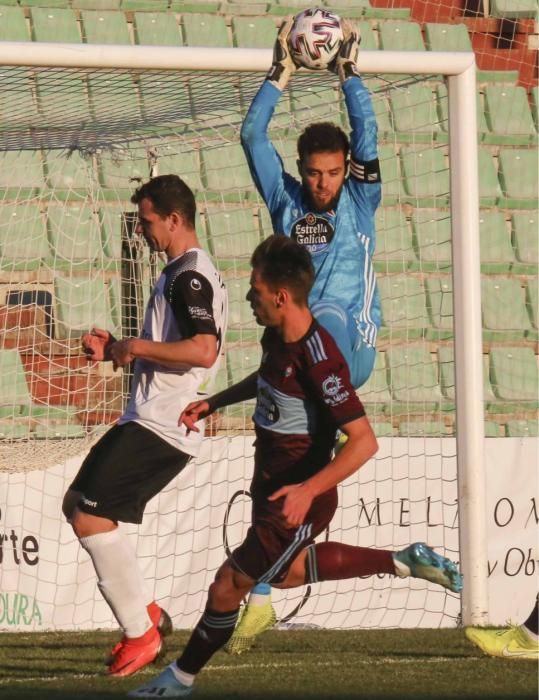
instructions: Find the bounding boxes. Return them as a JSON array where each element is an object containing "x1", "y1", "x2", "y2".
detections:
[{"x1": 288, "y1": 8, "x2": 343, "y2": 71}]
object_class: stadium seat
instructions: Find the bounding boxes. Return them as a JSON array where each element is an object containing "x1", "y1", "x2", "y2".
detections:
[
  {"x1": 356, "y1": 351, "x2": 391, "y2": 416},
  {"x1": 37, "y1": 74, "x2": 91, "y2": 123},
  {"x1": 99, "y1": 153, "x2": 149, "y2": 200},
  {"x1": 169, "y1": 0, "x2": 220, "y2": 11},
  {"x1": 436, "y1": 85, "x2": 489, "y2": 142},
  {"x1": 497, "y1": 148, "x2": 539, "y2": 209},
  {"x1": 0, "y1": 204, "x2": 50, "y2": 270},
  {"x1": 0, "y1": 6, "x2": 30, "y2": 41},
  {"x1": 411, "y1": 208, "x2": 451, "y2": 271},
  {"x1": 44, "y1": 150, "x2": 98, "y2": 201},
  {"x1": 190, "y1": 75, "x2": 242, "y2": 136},
  {"x1": 371, "y1": 421, "x2": 396, "y2": 437},
  {"x1": 481, "y1": 276, "x2": 531, "y2": 340},
  {"x1": 478, "y1": 210, "x2": 515, "y2": 273},
  {"x1": 531, "y1": 86, "x2": 539, "y2": 130},
  {"x1": 489, "y1": 346, "x2": 539, "y2": 410},
  {"x1": 374, "y1": 207, "x2": 417, "y2": 272},
  {"x1": 226, "y1": 344, "x2": 259, "y2": 420},
  {"x1": 424, "y1": 23, "x2": 472, "y2": 52},
  {"x1": 22, "y1": 0, "x2": 71, "y2": 7},
  {"x1": 33, "y1": 421, "x2": 85, "y2": 439},
  {"x1": 484, "y1": 420, "x2": 501, "y2": 437},
  {"x1": 99, "y1": 206, "x2": 132, "y2": 263},
  {"x1": 526, "y1": 277, "x2": 538, "y2": 330},
  {"x1": 123, "y1": 1, "x2": 169, "y2": 10},
  {"x1": 438, "y1": 345, "x2": 496, "y2": 404},
  {"x1": 73, "y1": 0, "x2": 121, "y2": 8},
  {"x1": 483, "y1": 85, "x2": 537, "y2": 145},
  {"x1": 424, "y1": 276, "x2": 453, "y2": 340},
  {"x1": 362, "y1": 78, "x2": 392, "y2": 139},
  {"x1": 205, "y1": 207, "x2": 261, "y2": 261},
  {"x1": 390, "y1": 84, "x2": 443, "y2": 144},
  {"x1": 512, "y1": 212, "x2": 539, "y2": 271},
  {"x1": 0, "y1": 350, "x2": 39, "y2": 415},
  {"x1": 201, "y1": 144, "x2": 257, "y2": 203},
  {"x1": 505, "y1": 419, "x2": 539, "y2": 437},
  {"x1": 47, "y1": 204, "x2": 103, "y2": 270},
  {"x1": 31, "y1": 7, "x2": 81, "y2": 43},
  {"x1": 54, "y1": 276, "x2": 116, "y2": 339},
  {"x1": 226, "y1": 272, "x2": 260, "y2": 341},
  {"x1": 378, "y1": 144, "x2": 403, "y2": 206},
  {"x1": 80, "y1": 10, "x2": 130, "y2": 44},
  {"x1": 133, "y1": 11, "x2": 183, "y2": 46},
  {"x1": 232, "y1": 16, "x2": 276, "y2": 48},
  {"x1": 88, "y1": 73, "x2": 141, "y2": 124},
  {"x1": 0, "y1": 151, "x2": 45, "y2": 199},
  {"x1": 478, "y1": 147, "x2": 502, "y2": 207},
  {"x1": 290, "y1": 81, "x2": 340, "y2": 126},
  {"x1": 489, "y1": 0, "x2": 539, "y2": 18},
  {"x1": 182, "y1": 14, "x2": 231, "y2": 47},
  {"x1": 385, "y1": 345, "x2": 445, "y2": 409},
  {"x1": 379, "y1": 20, "x2": 425, "y2": 51},
  {"x1": 138, "y1": 74, "x2": 190, "y2": 124},
  {"x1": 400, "y1": 146, "x2": 449, "y2": 207},
  {"x1": 378, "y1": 274, "x2": 429, "y2": 339},
  {"x1": 0, "y1": 419, "x2": 31, "y2": 441},
  {"x1": 0, "y1": 73, "x2": 37, "y2": 127},
  {"x1": 398, "y1": 420, "x2": 450, "y2": 437}
]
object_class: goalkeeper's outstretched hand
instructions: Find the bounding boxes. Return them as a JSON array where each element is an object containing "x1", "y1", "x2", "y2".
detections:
[
  {"x1": 331, "y1": 20, "x2": 361, "y2": 83},
  {"x1": 266, "y1": 17, "x2": 297, "y2": 92}
]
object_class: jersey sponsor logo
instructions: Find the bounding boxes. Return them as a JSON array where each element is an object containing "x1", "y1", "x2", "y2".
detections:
[
  {"x1": 322, "y1": 373, "x2": 350, "y2": 407},
  {"x1": 188, "y1": 305, "x2": 213, "y2": 321},
  {"x1": 255, "y1": 383, "x2": 280, "y2": 425},
  {"x1": 290, "y1": 213, "x2": 335, "y2": 254}
]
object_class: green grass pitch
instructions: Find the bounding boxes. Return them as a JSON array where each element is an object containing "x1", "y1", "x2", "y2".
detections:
[{"x1": 0, "y1": 628, "x2": 537, "y2": 699}]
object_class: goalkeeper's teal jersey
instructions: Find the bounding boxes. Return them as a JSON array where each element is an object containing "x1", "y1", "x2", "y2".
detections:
[{"x1": 240, "y1": 76, "x2": 381, "y2": 349}]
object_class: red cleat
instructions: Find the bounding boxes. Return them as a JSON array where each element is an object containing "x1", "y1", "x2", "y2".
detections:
[
  {"x1": 106, "y1": 625, "x2": 163, "y2": 678},
  {"x1": 105, "y1": 603, "x2": 172, "y2": 666}
]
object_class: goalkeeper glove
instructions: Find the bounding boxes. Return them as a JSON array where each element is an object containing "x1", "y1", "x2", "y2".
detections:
[
  {"x1": 266, "y1": 18, "x2": 297, "y2": 92},
  {"x1": 330, "y1": 20, "x2": 361, "y2": 83}
]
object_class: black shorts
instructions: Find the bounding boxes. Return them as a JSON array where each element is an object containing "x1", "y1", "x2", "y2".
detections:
[
  {"x1": 230, "y1": 487, "x2": 338, "y2": 584},
  {"x1": 69, "y1": 422, "x2": 191, "y2": 524}
]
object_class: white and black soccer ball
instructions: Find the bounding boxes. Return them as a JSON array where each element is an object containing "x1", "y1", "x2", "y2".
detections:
[{"x1": 288, "y1": 8, "x2": 344, "y2": 71}]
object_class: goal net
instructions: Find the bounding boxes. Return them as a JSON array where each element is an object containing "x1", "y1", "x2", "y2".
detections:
[{"x1": 0, "y1": 41, "x2": 523, "y2": 632}]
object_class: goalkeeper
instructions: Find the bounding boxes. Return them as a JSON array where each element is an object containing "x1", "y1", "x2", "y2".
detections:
[{"x1": 230, "y1": 18, "x2": 382, "y2": 652}]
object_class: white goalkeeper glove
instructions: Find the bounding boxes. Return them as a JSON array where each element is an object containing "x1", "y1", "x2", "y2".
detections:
[
  {"x1": 330, "y1": 20, "x2": 361, "y2": 83},
  {"x1": 266, "y1": 18, "x2": 297, "y2": 92}
]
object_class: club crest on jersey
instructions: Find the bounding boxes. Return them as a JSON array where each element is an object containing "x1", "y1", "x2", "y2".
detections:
[
  {"x1": 291, "y1": 213, "x2": 334, "y2": 254},
  {"x1": 322, "y1": 373, "x2": 350, "y2": 407},
  {"x1": 284, "y1": 365, "x2": 293, "y2": 378}
]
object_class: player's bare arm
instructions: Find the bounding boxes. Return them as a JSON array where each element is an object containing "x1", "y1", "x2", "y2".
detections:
[
  {"x1": 180, "y1": 371, "x2": 258, "y2": 431},
  {"x1": 269, "y1": 415, "x2": 378, "y2": 528},
  {"x1": 109, "y1": 333, "x2": 218, "y2": 370}
]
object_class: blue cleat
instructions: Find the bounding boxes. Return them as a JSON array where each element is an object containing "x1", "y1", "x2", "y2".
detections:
[
  {"x1": 393, "y1": 542, "x2": 463, "y2": 593},
  {"x1": 127, "y1": 665, "x2": 192, "y2": 698}
]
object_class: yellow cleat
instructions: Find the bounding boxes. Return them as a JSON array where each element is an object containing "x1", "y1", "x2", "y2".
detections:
[
  {"x1": 225, "y1": 600, "x2": 276, "y2": 655},
  {"x1": 465, "y1": 625, "x2": 539, "y2": 660}
]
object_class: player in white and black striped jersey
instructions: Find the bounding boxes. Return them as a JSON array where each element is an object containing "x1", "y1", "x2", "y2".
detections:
[{"x1": 62, "y1": 175, "x2": 227, "y2": 678}]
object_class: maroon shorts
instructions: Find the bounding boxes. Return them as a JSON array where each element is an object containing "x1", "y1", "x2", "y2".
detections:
[{"x1": 230, "y1": 487, "x2": 338, "y2": 584}]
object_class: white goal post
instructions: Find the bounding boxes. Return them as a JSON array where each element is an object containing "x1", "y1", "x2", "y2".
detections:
[{"x1": 0, "y1": 42, "x2": 488, "y2": 627}]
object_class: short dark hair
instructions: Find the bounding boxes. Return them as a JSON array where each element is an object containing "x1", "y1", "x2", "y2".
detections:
[
  {"x1": 250, "y1": 235, "x2": 314, "y2": 305},
  {"x1": 131, "y1": 174, "x2": 196, "y2": 227},
  {"x1": 297, "y1": 122, "x2": 350, "y2": 162}
]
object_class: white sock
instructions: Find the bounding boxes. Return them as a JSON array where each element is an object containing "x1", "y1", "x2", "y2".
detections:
[
  {"x1": 79, "y1": 528, "x2": 152, "y2": 638},
  {"x1": 170, "y1": 662, "x2": 195, "y2": 687},
  {"x1": 248, "y1": 592, "x2": 271, "y2": 605}
]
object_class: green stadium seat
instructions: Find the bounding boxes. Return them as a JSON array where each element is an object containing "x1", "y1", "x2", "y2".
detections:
[
  {"x1": 436, "y1": 85, "x2": 489, "y2": 141},
  {"x1": 0, "y1": 204, "x2": 49, "y2": 270},
  {"x1": 154, "y1": 147, "x2": 203, "y2": 194},
  {"x1": 424, "y1": 23, "x2": 472, "y2": 52},
  {"x1": 0, "y1": 419, "x2": 31, "y2": 441},
  {"x1": 498, "y1": 148, "x2": 539, "y2": 209},
  {"x1": 88, "y1": 73, "x2": 141, "y2": 124},
  {"x1": 398, "y1": 420, "x2": 450, "y2": 437},
  {"x1": 123, "y1": 0, "x2": 168, "y2": 10},
  {"x1": 379, "y1": 20, "x2": 425, "y2": 51},
  {"x1": 182, "y1": 14, "x2": 231, "y2": 47},
  {"x1": 386, "y1": 345, "x2": 445, "y2": 409},
  {"x1": 99, "y1": 206, "x2": 132, "y2": 263},
  {"x1": 356, "y1": 21, "x2": 378, "y2": 50},
  {"x1": 531, "y1": 86, "x2": 539, "y2": 129},
  {"x1": 364, "y1": 79, "x2": 392, "y2": 140},
  {"x1": 54, "y1": 276, "x2": 116, "y2": 339},
  {"x1": 33, "y1": 422, "x2": 86, "y2": 439},
  {"x1": 81, "y1": 10, "x2": 130, "y2": 44},
  {"x1": 201, "y1": 144, "x2": 257, "y2": 203},
  {"x1": 0, "y1": 350, "x2": 38, "y2": 415},
  {"x1": 356, "y1": 351, "x2": 391, "y2": 416},
  {"x1": 73, "y1": 1, "x2": 121, "y2": 11},
  {"x1": 378, "y1": 274, "x2": 428, "y2": 339},
  {"x1": 324, "y1": 0, "x2": 372, "y2": 20},
  {"x1": 478, "y1": 147, "x2": 502, "y2": 206},
  {"x1": 489, "y1": 0, "x2": 539, "y2": 19},
  {"x1": 379, "y1": 144, "x2": 403, "y2": 206},
  {"x1": 138, "y1": 74, "x2": 190, "y2": 125},
  {"x1": 226, "y1": 273, "x2": 260, "y2": 341},
  {"x1": 290, "y1": 82, "x2": 340, "y2": 125},
  {"x1": 484, "y1": 421, "x2": 501, "y2": 437},
  {"x1": 99, "y1": 153, "x2": 148, "y2": 199},
  {"x1": 37, "y1": 74, "x2": 91, "y2": 123},
  {"x1": 0, "y1": 151, "x2": 44, "y2": 199},
  {"x1": 31, "y1": 7, "x2": 80, "y2": 43},
  {"x1": 0, "y1": 6, "x2": 30, "y2": 41},
  {"x1": 400, "y1": 146, "x2": 449, "y2": 207},
  {"x1": 481, "y1": 276, "x2": 531, "y2": 340},
  {"x1": 390, "y1": 84, "x2": 443, "y2": 144},
  {"x1": 505, "y1": 419, "x2": 539, "y2": 437},
  {"x1": 170, "y1": 0, "x2": 220, "y2": 11},
  {"x1": 0, "y1": 72, "x2": 37, "y2": 127},
  {"x1": 205, "y1": 207, "x2": 261, "y2": 261},
  {"x1": 23, "y1": 0, "x2": 71, "y2": 7},
  {"x1": 483, "y1": 85, "x2": 537, "y2": 145},
  {"x1": 371, "y1": 421, "x2": 396, "y2": 437},
  {"x1": 478, "y1": 210, "x2": 515, "y2": 273},
  {"x1": 526, "y1": 277, "x2": 538, "y2": 330},
  {"x1": 222, "y1": 0, "x2": 268, "y2": 16},
  {"x1": 44, "y1": 150, "x2": 98, "y2": 201},
  {"x1": 374, "y1": 207, "x2": 417, "y2": 272},
  {"x1": 512, "y1": 212, "x2": 539, "y2": 270},
  {"x1": 438, "y1": 345, "x2": 496, "y2": 403},
  {"x1": 47, "y1": 204, "x2": 103, "y2": 270},
  {"x1": 232, "y1": 16, "x2": 275, "y2": 48},
  {"x1": 134, "y1": 11, "x2": 182, "y2": 46},
  {"x1": 190, "y1": 75, "x2": 242, "y2": 135},
  {"x1": 424, "y1": 276, "x2": 453, "y2": 340},
  {"x1": 489, "y1": 346, "x2": 539, "y2": 410},
  {"x1": 411, "y1": 208, "x2": 451, "y2": 271},
  {"x1": 239, "y1": 76, "x2": 291, "y2": 135}
]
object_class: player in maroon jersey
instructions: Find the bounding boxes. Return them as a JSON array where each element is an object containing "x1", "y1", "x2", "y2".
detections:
[{"x1": 128, "y1": 235, "x2": 462, "y2": 698}]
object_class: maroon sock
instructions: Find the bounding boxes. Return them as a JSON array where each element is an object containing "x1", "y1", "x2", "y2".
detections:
[{"x1": 306, "y1": 542, "x2": 395, "y2": 582}]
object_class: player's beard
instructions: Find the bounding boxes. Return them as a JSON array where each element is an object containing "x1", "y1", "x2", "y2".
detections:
[{"x1": 306, "y1": 183, "x2": 344, "y2": 213}]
